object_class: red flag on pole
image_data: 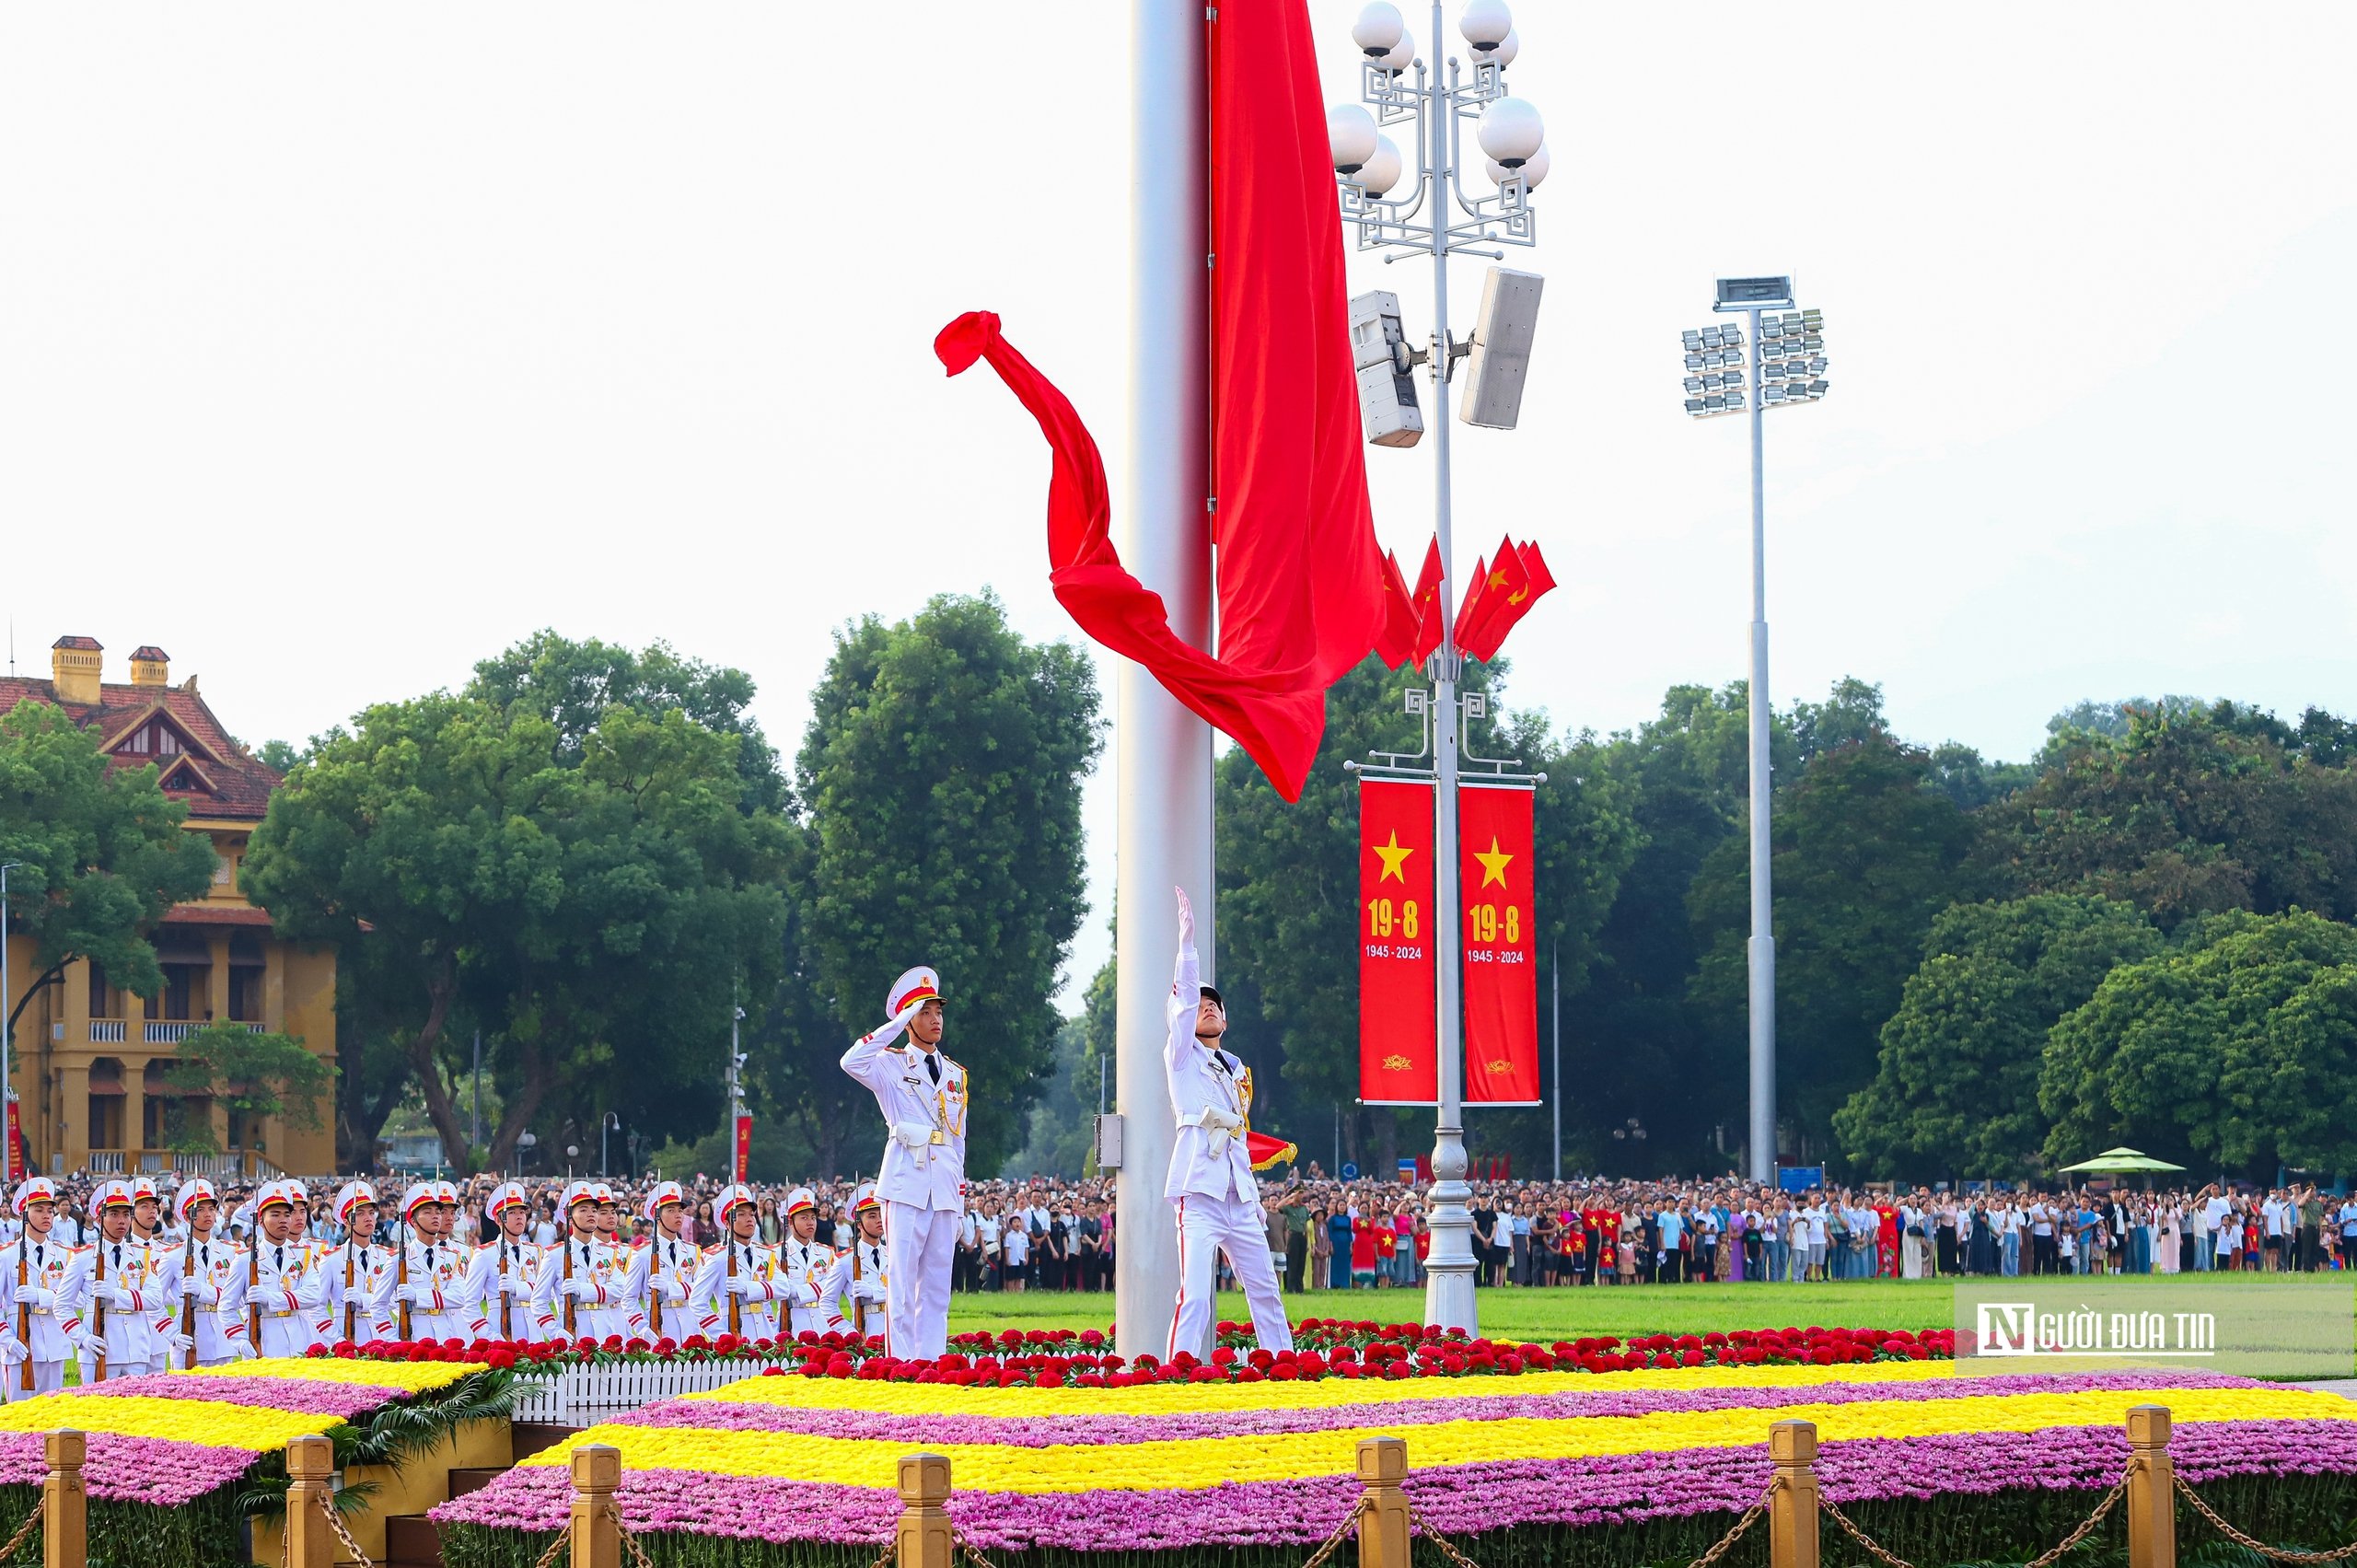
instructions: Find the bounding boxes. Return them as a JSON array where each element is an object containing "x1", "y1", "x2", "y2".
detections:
[
  {"x1": 1408, "y1": 538, "x2": 1446, "y2": 665},
  {"x1": 1460, "y1": 784, "x2": 1541, "y2": 1103},
  {"x1": 1458, "y1": 537, "x2": 1555, "y2": 662},
  {"x1": 1359, "y1": 779, "x2": 1438, "y2": 1104},
  {"x1": 934, "y1": 0, "x2": 1383, "y2": 801},
  {"x1": 1375, "y1": 551, "x2": 1421, "y2": 668},
  {"x1": 733, "y1": 1114, "x2": 752, "y2": 1183}
]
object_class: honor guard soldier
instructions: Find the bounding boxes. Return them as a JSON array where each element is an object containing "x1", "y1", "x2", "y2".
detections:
[
  {"x1": 173, "y1": 1179, "x2": 249, "y2": 1366},
  {"x1": 689, "y1": 1185, "x2": 783, "y2": 1342},
  {"x1": 322, "y1": 1182, "x2": 398, "y2": 1346},
  {"x1": 398, "y1": 1184, "x2": 486, "y2": 1343},
  {"x1": 621, "y1": 1182, "x2": 695, "y2": 1342},
  {"x1": 774, "y1": 1187, "x2": 835, "y2": 1339},
  {"x1": 840, "y1": 965, "x2": 966, "y2": 1359},
  {"x1": 1163, "y1": 887, "x2": 1294, "y2": 1358},
  {"x1": 535, "y1": 1181, "x2": 638, "y2": 1344},
  {"x1": 819, "y1": 1182, "x2": 889, "y2": 1342},
  {"x1": 242, "y1": 1181, "x2": 326, "y2": 1358},
  {"x1": 131, "y1": 1177, "x2": 178, "y2": 1249},
  {"x1": 1, "y1": 1179, "x2": 79, "y2": 1396},
  {"x1": 472, "y1": 1183, "x2": 544, "y2": 1342},
  {"x1": 74, "y1": 1180, "x2": 185, "y2": 1379}
]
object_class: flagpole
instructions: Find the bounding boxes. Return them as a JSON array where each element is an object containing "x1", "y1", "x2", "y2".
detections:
[{"x1": 1114, "y1": 0, "x2": 1212, "y2": 1365}]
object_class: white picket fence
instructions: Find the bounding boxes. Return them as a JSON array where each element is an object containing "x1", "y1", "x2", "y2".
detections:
[{"x1": 512, "y1": 1358, "x2": 799, "y2": 1425}]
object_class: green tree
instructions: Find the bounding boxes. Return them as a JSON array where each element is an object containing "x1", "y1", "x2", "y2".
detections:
[
  {"x1": 243, "y1": 692, "x2": 794, "y2": 1172},
  {"x1": 2039, "y1": 909, "x2": 2357, "y2": 1178},
  {"x1": 1216, "y1": 656, "x2": 1639, "y2": 1176},
  {"x1": 468, "y1": 630, "x2": 789, "y2": 815},
  {"x1": 160, "y1": 1020, "x2": 333, "y2": 1155},
  {"x1": 1991, "y1": 706, "x2": 2357, "y2": 927},
  {"x1": 0, "y1": 701, "x2": 217, "y2": 1037},
  {"x1": 785, "y1": 593, "x2": 1102, "y2": 1179},
  {"x1": 1689, "y1": 733, "x2": 1990, "y2": 1161},
  {"x1": 1003, "y1": 1016, "x2": 1101, "y2": 1179},
  {"x1": 1832, "y1": 894, "x2": 2160, "y2": 1178}
]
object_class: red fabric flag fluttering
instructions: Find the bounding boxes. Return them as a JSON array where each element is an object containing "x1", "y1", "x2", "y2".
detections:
[
  {"x1": 935, "y1": 0, "x2": 1383, "y2": 801},
  {"x1": 1456, "y1": 536, "x2": 1556, "y2": 663}
]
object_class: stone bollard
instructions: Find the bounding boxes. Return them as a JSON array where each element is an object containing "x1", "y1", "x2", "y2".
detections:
[
  {"x1": 1356, "y1": 1437, "x2": 1412, "y2": 1568},
  {"x1": 1771, "y1": 1420, "x2": 1821, "y2": 1568},
  {"x1": 41, "y1": 1431, "x2": 84, "y2": 1568},
  {"x1": 898, "y1": 1455, "x2": 954, "y2": 1568},
  {"x1": 570, "y1": 1446, "x2": 621, "y2": 1568},
  {"x1": 284, "y1": 1434, "x2": 336, "y2": 1568},
  {"x1": 2126, "y1": 1405, "x2": 2176, "y2": 1568}
]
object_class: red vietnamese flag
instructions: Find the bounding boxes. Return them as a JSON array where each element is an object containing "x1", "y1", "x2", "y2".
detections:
[
  {"x1": 1456, "y1": 537, "x2": 1526, "y2": 659},
  {"x1": 1407, "y1": 539, "x2": 1446, "y2": 665},
  {"x1": 935, "y1": 0, "x2": 1384, "y2": 801},
  {"x1": 1359, "y1": 779, "x2": 1438, "y2": 1104},
  {"x1": 1375, "y1": 551, "x2": 1421, "y2": 668},
  {"x1": 1459, "y1": 784, "x2": 1540, "y2": 1103},
  {"x1": 733, "y1": 1113, "x2": 752, "y2": 1183}
]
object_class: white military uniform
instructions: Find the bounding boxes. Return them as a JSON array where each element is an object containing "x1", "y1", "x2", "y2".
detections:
[
  {"x1": 531, "y1": 1183, "x2": 643, "y2": 1344},
  {"x1": 1163, "y1": 921, "x2": 1292, "y2": 1359},
  {"x1": 840, "y1": 966, "x2": 965, "y2": 1360},
  {"x1": 774, "y1": 1188, "x2": 836, "y2": 1339},
  {"x1": 172, "y1": 1179, "x2": 250, "y2": 1366},
  {"x1": 819, "y1": 1185, "x2": 889, "y2": 1342},
  {"x1": 618, "y1": 1182, "x2": 697, "y2": 1344},
  {"x1": 241, "y1": 1182, "x2": 328, "y2": 1358},
  {"x1": 687, "y1": 1186, "x2": 784, "y2": 1342},
  {"x1": 320, "y1": 1182, "x2": 399, "y2": 1346},
  {"x1": 397, "y1": 1183, "x2": 485, "y2": 1343},
  {"x1": 74, "y1": 1181, "x2": 186, "y2": 1380},
  {"x1": 472, "y1": 1182, "x2": 548, "y2": 1343},
  {"x1": 0, "y1": 1180, "x2": 81, "y2": 1397}
]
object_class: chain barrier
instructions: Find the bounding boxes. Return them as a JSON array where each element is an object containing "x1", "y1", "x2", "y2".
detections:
[
  {"x1": 2176, "y1": 1473, "x2": 2357, "y2": 1564},
  {"x1": 1402, "y1": 1499, "x2": 1488, "y2": 1568},
  {"x1": 0, "y1": 1497, "x2": 44, "y2": 1564},
  {"x1": 308, "y1": 1487, "x2": 382, "y2": 1568},
  {"x1": 951, "y1": 1524, "x2": 1005, "y2": 1568},
  {"x1": 859, "y1": 1539, "x2": 898, "y2": 1568},
  {"x1": 1821, "y1": 1497, "x2": 1921, "y2": 1568},
  {"x1": 1822, "y1": 1470, "x2": 2125, "y2": 1568},
  {"x1": 528, "y1": 1524, "x2": 571, "y2": 1568},
  {"x1": 608, "y1": 1504, "x2": 658, "y2": 1568},
  {"x1": 1296, "y1": 1498, "x2": 1370, "y2": 1568},
  {"x1": 1684, "y1": 1484, "x2": 1773, "y2": 1568}
]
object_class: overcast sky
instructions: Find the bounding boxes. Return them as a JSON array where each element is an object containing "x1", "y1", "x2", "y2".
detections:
[{"x1": 5, "y1": 4, "x2": 2353, "y2": 1004}]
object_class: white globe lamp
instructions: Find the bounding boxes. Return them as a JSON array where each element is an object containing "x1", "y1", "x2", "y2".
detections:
[
  {"x1": 1459, "y1": 0, "x2": 1513, "y2": 49},
  {"x1": 1329, "y1": 105, "x2": 1379, "y2": 172},
  {"x1": 1485, "y1": 142, "x2": 1549, "y2": 190},
  {"x1": 1475, "y1": 97, "x2": 1544, "y2": 167},
  {"x1": 1351, "y1": 3, "x2": 1405, "y2": 56},
  {"x1": 1359, "y1": 134, "x2": 1404, "y2": 198}
]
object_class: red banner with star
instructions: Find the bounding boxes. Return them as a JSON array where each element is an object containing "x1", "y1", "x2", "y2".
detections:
[
  {"x1": 1460, "y1": 784, "x2": 1540, "y2": 1104},
  {"x1": 1358, "y1": 779, "x2": 1437, "y2": 1104}
]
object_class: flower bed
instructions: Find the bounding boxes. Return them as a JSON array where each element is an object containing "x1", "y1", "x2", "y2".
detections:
[
  {"x1": 431, "y1": 1323, "x2": 2357, "y2": 1568},
  {"x1": 0, "y1": 1356, "x2": 511, "y2": 1568}
]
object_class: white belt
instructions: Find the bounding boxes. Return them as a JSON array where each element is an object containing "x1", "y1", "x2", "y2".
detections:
[{"x1": 1178, "y1": 1106, "x2": 1245, "y2": 1152}]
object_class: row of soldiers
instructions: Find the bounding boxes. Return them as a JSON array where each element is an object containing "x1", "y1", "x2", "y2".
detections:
[{"x1": 0, "y1": 1170, "x2": 890, "y2": 1400}]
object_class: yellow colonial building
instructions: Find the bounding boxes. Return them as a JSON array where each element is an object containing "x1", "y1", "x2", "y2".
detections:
[{"x1": 0, "y1": 636, "x2": 337, "y2": 1179}]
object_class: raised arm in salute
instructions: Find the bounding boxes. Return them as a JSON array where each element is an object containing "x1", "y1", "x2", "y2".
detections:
[{"x1": 840, "y1": 966, "x2": 966, "y2": 1360}]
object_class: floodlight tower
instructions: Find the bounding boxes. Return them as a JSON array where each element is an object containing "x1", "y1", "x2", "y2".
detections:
[
  {"x1": 1681, "y1": 276, "x2": 1829, "y2": 1184},
  {"x1": 1328, "y1": 0, "x2": 1548, "y2": 1337}
]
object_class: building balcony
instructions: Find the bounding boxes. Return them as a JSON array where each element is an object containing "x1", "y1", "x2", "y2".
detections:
[
  {"x1": 80, "y1": 1148, "x2": 283, "y2": 1179},
  {"x1": 41, "y1": 1019, "x2": 265, "y2": 1047}
]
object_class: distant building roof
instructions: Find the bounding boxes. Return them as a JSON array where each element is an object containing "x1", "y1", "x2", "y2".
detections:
[{"x1": 0, "y1": 675, "x2": 282, "y2": 821}]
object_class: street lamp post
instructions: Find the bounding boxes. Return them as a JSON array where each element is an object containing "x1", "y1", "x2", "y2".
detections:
[
  {"x1": 0, "y1": 862, "x2": 22, "y2": 1183},
  {"x1": 1680, "y1": 277, "x2": 1828, "y2": 1182},
  {"x1": 601, "y1": 1112, "x2": 620, "y2": 1180},
  {"x1": 1329, "y1": 0, "x2": 1548, "y2": 1337}
]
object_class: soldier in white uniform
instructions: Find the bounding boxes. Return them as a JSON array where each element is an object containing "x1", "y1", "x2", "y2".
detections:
[
  {"x1": 819, "y1": 1182, "x2": 890, "y2": 1343},
  {"x1": 1164, "y1": 886, "x2": 1293, "y2": 1358},
  {"x1": 773, "y1": 1187, "x2": 835, "y2": 1339},
  {"x1": 534, "y1": 1181, "x2": 640, "y2": 1344},
  {"x1": 840, "y1": 966, "x2": 966, "y2": 1360},
  {"x1": 241, "y1": 1180, "x2": 327, "y2": 1358},
  {"x1": 687, "y1": 1184, "x2": 784, "y2": 1342},
  {"x1": 1, "y1": 1179, "x2": 81, "y2": 1397},
  {"x1": 619, "y1": 1181, "x2": 696, "y2": 1344},
  {"x1": 398, "y1": 1183, "x2": 485, "y2": 1343},
  {"x1": 73, "y1": 1180, "x2": 185, "y2": 1380},
  {"x1": 172, "y1": 1179, "x2": 250, "y2": 1366},
  {"x1": 321, "y1": 1182, "x2": 398, "y2": 1346},
  {"x1": 469, "y1": 1182, "x2": 544, "y2": 1343}
]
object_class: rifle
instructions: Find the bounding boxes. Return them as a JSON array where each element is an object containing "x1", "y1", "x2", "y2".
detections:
[
  {"x1": 851, "y1": 1242, "x2": 867, "y2": 1339},
  {"x1": 645, "y1": 1240, "x2": 662, "y2": 1341},
  {"x1": 397, "y1": 1232, "x2": 411, "y2": 1342},
  {"x1": 181, "y1": 1233, "x2": 198, "y2": 1371},
  {"x1": 499, "y1": 1245, "x2": 513, "y2": 1342},
  {"x1": 343, "y1": 1241, "x2": 357, "y2": 1345},
  {"x1": 726, "y1": 1241, "x2": 741, "y2": 1339},
  {"x1": 92, "y1": 1242, "x2": 108, "y2": 1384},
  {"x1": 15, "y1": 1239, "x2": 30, "y2": 1394},
  {"x1": 563, "y1": 1239, "x2": 576, "y2": 1337},
  {"x1": 247, "y1": 1236, "x2": 261, "y2": 1356}
]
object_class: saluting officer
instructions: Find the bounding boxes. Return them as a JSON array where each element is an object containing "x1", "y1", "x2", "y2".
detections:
[
  {"x1": 620, "y1": 1181, "x2": 696, "y2": 1342},
  {"x1": 174, "y1": 1179, "x2": 250, "y2": 1365},
  {"x1": 819, "y1": 1182, "x2": 890, "y2": 1342},
  {"x1": 1163, "y1": 886, "x2": 1293, "y2": 1358},
  {"x1": 322, "y1": 1182, "x2": 398, "y2": 1346},
  {"x1": 688, "y1": 1184, "x2": 784, "y2": 1342},
  {"x1": 0, "y1": 1179, "x2": 80, "y2": 1396},
  {"x1": 840, "y1": 966, "x2": 967, "y2": 1360}
]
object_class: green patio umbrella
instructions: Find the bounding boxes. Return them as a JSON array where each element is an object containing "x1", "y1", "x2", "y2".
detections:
[{"x1": 2057, "y1": 1146, "x2": 2187, "y2": 1174}]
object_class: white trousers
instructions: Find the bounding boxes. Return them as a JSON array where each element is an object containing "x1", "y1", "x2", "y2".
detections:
[
  {"x1": 2, "y1": 1362, "x2": 65, "y2": 1400},
  {"x1": 1169, "y1": 1192, "x2": 1292, "y2": 1360},
  {"x1": 883, "y1": 1202, "x2": 956, "y2": 1361},
  {"x1": 78, "y1": 1353, "x2": 163, "y2": 1384}
]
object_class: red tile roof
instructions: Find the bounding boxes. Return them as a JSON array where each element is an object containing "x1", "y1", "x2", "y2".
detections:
[
  {"x1": 52, "y1": 635, "x2": 101, "y2": 652},
  {"x1": 161, "y1": 904, "x2": 276, "y2": 927},
  {"x1": 131, "y1": 645, "x2": 169, "y2": 663},
  {"x1": 0, "y1": 675, "x2": 283, "y2": 821}
]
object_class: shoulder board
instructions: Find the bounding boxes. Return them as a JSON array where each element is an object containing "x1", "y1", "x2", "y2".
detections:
[
  {"x1": 940, "y1": 1054, "x2": 965, "y2": 1072},
  {"x1": 882, "y1": 1044, "x2": 906, "y2": 1054}
]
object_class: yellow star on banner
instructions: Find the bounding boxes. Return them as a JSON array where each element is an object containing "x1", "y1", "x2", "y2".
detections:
[
  {"x1": 1373, "y1": 830, "x2": 1415, "y2": 883},
  {"x1": 1474, "y1": 834, "x2": 1514, "y2": 888}
]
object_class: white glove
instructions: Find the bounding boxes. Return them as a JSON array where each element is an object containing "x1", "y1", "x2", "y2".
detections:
[
  {"x1": 0, "y1": 1338, "x2": 25, "y2": 1366},
  {"x1": 722, "y1": 1274, "x2": 753, "y2": 1298},
  {"x1": 179, "y1": 1276, "x2": 202, "y2": 1300},
  {"x1": 18, "y1": 1287, "x2": 55, "y2": 1310},
  {"x1": 1177, "y1": 883, "x2": 1196, "y2": 947},
  {"x1": 563, "y1": 1276, "x2": 601, "y2": 1303},
  {"x1": 106, "y1": 1283, "x2": 137, "y2": 1311},
  {"x1": 853, "y1": 1278, "x2": 888, "y2": 1305},
  {"x1": 234, "y1": 1338, "x2": 258, "y2": 1360},
  {"x1": 73, "y1": 1330, "x2": 104, "y2": 1358},
  {"x1": 161, "y1": 1331, "x2": 193, "y2": 1356}
]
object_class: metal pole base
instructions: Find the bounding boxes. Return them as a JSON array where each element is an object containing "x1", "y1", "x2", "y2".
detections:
[{"x1": 1422, "y1": 1129, "x2": 1479, "y2": 1334}]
